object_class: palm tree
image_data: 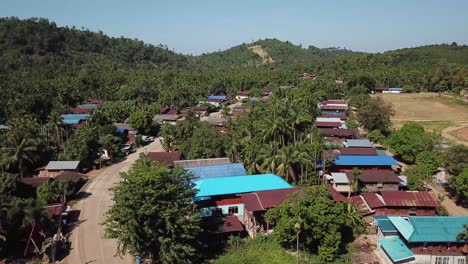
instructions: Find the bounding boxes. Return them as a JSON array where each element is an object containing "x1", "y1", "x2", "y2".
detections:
[
  {"x1": 275, "y1": 146, "x2": 301, "y2": 183},
  {"x1": 1, "y1": 116, "x2": 40, "y2": 178},
  {"x1": 348, "y1": 167, "x2": 361, "y2": 198}
]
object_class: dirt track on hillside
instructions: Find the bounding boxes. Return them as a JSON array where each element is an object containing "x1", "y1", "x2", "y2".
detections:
[{"x1": 441, "y1": 123, "x2": 468, "y2": 146}]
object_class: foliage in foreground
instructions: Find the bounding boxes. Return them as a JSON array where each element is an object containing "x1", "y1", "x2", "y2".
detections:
[
  {"x1": 214, "y1": 237, "x2": 302, "y2": 264},
  {"x1": 265, "y1": 186, "x2": 362, "y2": 262},
  {"x1": 104, "y1": 154, "x2": 202, "y2": 263}
]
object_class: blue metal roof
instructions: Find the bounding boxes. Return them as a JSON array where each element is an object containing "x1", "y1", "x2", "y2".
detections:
[
  {"x1": 186, "y1": 163, "x2": 246, "y2": 181},
  {"x1": 207, "y1": 95, "x2": 227, "y2": 101},
  {"x1": 380, "y1": 237, "x2": 414, "y2": 262},
  {"x1": 333, "y1": 155, "x2": 400, "y2": 166},
  {"x1": 389, "y1": 216, "x2": 468, "y2": 243},
  {"x1": 61, "y1": 114, "x2": 89, "y2": 120},
  {"x1": 374, "y1": 216, "x2": 398, "y2": 232},
  {"x1": 194, "y1": 174, "x2": 292, "y2": 197}
]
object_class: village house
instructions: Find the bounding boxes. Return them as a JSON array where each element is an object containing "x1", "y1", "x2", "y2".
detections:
[
  {"x1": 60, "y1": 114, "x2": 89, "y2": 126},
  {"x1": 39, "y1": 161, "x2": 82, "y2": 177},
  {"x1": 339, "y1": 147, "x2": 377, "y2": 155},
  {"x1": 185, "y1": 163, "x2": 246, "y2": 181},
  {"x1": 159, "y1": 107, "x2": 180, "y2": 115},
  {"x1": 382, "y1": 87, "x2": 403, "y2": 94},
  {"x1": 358, "y1": 191, "x2": 438, "y2": 216},
  {"x1": 191, "y1": 106, "x2": 209, "y2": 117},
  {"x1": 206, "y1": 95, "x2": 228, "y2": 107},
  {"x1": 343, "y1": 139, "x2": 373, "y2": 148},
  {"x1": 333, "y1": 155, "x2": 400, "y2": 171},
  {"x1": 318, "y1": 100, "x2": 348, "y2": 111},
  {"x1": 235, "y1": 91, "x2": 250, "y2": 100},
  {"x1": 347, "y1": 169, "x2": 401, "y2": 192},
  {"x1": 231, "y1": 106, "x2": 249, "y2": 116},
  {"x1": 153, "y1": 114, "x2": 181, "y2": 125},
  {"x1": 328, "y1": 172, "x2": 352, "y2": 193},
  {"x1": 375, "y1": 216, "x2": 468, "y2": 264},
  {"x1": 240, "y1": 188, "x2": 301, "y2": 237},
  {"x1": 315, "y1": 121, "x2": 343, "y2": 128},
  {"x1": 147, "y1": 151, "x2": 182, "y2": 168},
  {"x1": 71, "y1": 100, "x2": 104, "y2": 114}
]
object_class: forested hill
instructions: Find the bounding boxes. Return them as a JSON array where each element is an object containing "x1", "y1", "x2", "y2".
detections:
[
  {"x1": 0, "y1": 17, "x2": 188, "y2": 71},
  {"x1": 193, "y1": 38, "x2": 356, "y2": 67},
  {"x1": 0, "y1": 17, "x2": 467, "y2": 123}
]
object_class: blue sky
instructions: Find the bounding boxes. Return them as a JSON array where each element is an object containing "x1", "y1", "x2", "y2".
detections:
[{"x1": 1, "y1": 0, "x2": 468, "y2": 55}]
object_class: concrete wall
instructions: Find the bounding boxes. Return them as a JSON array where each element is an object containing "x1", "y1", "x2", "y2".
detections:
[{"x1": 199, "y1": 203, "x2": 244, "y2": 218}]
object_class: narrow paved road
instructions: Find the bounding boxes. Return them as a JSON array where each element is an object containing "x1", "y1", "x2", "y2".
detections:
[{"x1": 65, "y1": 139, "x2": 164, "y2": 264}]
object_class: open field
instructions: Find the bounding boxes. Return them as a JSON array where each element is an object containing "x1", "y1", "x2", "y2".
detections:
[{"x1": 377, "y1": 93, "x2": 468, "y2": 144}]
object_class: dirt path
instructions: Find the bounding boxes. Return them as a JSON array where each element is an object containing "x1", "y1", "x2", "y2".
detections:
[
  {"x1": 64, "y1": 139, "x2": 164, "y2": 264},
  {"x1": 430, "y1": 183, "x2": 468, "y2": 216},
  {"x1": 442, "y1": 123, "x2": 468, "y2": 146},
  {"x1": 248, "y1": 45, "x2": 274, "y2": 63}
]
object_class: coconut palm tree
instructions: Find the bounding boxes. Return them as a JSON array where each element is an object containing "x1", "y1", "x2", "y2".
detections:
[
  {"x1": 348, "y1": 167, "x2": 361, "y2": 198},
  {"x1": 1, "y1": 133, "x2": 39, "y2": 178}
]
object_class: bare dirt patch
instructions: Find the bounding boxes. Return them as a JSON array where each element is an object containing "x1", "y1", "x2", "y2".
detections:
[
  {"x1": 444, "y1": 124, "x2": 468, "y2": 146},
  {"x1": 248, "y1": 45, "x2": 274, "y2": 64},
  {"x1": 450, "y1": 127, "x2": 468, "y2": 143}
]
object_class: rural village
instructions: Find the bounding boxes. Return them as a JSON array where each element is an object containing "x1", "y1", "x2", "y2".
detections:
[{"x1": 0, "y1": 15, "x2": 468, "y2": 264}]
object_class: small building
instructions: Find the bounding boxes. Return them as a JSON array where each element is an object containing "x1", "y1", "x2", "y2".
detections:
[
  {"x1": 159, "y1": 107, "x2": 180, "y2": 115},
  {"x1": 376, "y1": 216, "x2": 468, "y2": 264},
  {"x1": 347, "y1": 169, "x2": 401, "y2": 192},
  {"x1": 206, "y1": 95, "x2": 228, "y2": 106},
  {"x1": 382, "y1": 88, "x2": 403, "y2": 94},
  {"x1": 235, "y1": 91, "x2": 250, "y2": 100},
  {"x1": 202, "y1": 215, "x2": 245, "y2": 237},
  {"x1": 360, "y1": 191, "x2": 438, "y2": 216},
  {"x1": 318, "y1": 100, "x2": 348, "y2": 111},
  {"x1": 186, "y1": 163, "x2": 247, "y2": 181},
  {"x1": 322, "y1": 114, "x2": 348, "y2": 121},
  {"x1": 339, "y1": 147, "x2": 377, "y2": 155},
  {"x1": 147, "y1": 151, "x2": 182, "y2": 168},
  {"x1": 343, "y1": 139, "x2": 374, "y2": 148},
  {"x1": 113, "y1": 122, "x2": 137, "y2": 135},
  {"x1": 153, "y1": 114, "x2": 180, "y2": 125},
  {"x1": 240, "y1": 188, "x2": 301, "y2": 237},
  {"x1": 174, "y1": 158, "x2": 231, "y2": 168},
  {"x1": 60, "y1": 114, "x2": 89, "y2": 125},
  {"x1": 231, "y1": 106, "x2": 249, "y2": 116},
  {"x1": 39, "y1": 161, "x2": 81, "y2": 177},
  {"x1": 192, "y1": 106, "x2": 209, "y2": 116},
  {"x1": 329, "y1": 172, "x2": 351, "y2": 193}
]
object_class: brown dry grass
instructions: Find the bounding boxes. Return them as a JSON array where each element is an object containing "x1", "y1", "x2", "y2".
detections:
[
  {"x1": 450, "y1": 127, "x2": 468, "y2": 143},
  {"x1": 377, "y1": 93, "x2": 468, "y2": 131}
]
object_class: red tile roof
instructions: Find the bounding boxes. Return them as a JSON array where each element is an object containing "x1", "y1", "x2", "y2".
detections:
[
  {"x1": 315, "y1": 121, "x2": 342, "y2": 128},
  {"x1": 380, "y1": 191, "x2": 438, "y2": 207},
  {"x1": 203, "y1": 215, "x2": 244, "y2": 234},
  {"x1": 339, "y1": 147, "x2": 377, "y2": 156},
  {"x1": 347, "y1": 169, "x2": 401, "y2": 183},
  {"x1": 361, "y1": 193, "x2": 386, "y2": 208},
  {"x1": 240, "y1": 188, "x2": 301, "y2": 212},
  {"x1": 320, "y1": 128, "x2": 355, "y2": 137},
  {"x1": 147, "y1": 151, "x2": 182, "y2": 167}
]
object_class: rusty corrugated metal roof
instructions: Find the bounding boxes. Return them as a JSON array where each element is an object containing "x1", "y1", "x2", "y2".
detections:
[{"x1": 381, "y1": 191, "x2": 438, "y2": 207}]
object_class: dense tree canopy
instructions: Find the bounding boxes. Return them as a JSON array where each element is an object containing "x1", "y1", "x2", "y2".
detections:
[
  {"x1": 356, "y1": 96, "x2": 394, "y2": 133},
  {"x1": 386, "y1": 123, "x2": 436, "y2": 163},
  {"x1": 265, "y1": 186, "x2": 360, "y2": 262},
  {"x1": 104, "y1": 155, "x2": 202, "y2": 263}
]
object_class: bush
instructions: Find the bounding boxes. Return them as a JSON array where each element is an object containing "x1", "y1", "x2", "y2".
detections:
[{"x1": 368, "y1": 130, "x2": 384, "y2": 144}]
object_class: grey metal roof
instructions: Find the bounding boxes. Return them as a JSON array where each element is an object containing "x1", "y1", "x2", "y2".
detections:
[
  {"x1": 45, "y1": 161, "x2": 80, "y2": 170},
  {"x1": 344, "y1": 139, "x2": 373, "y2": 148},
  {"x1": 153, "y1": 114, "x2": 180, "y2": 123},
  {"x1": 174, "y1": 158, "x2": 231, "y2": 168},
  {"x1": 331, "y1": 172, "x2": 349, "y2": 184}
]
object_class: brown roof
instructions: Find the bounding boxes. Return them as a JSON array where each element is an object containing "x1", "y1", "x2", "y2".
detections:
[
  {"x1": 320, "y1": 128, "x2": 355, "y2": 138},
  {"x1": 323, "y1": 149, "x2": 340, "y2": 160},
  {"x1": 361, "y1": 193, "x2": 386, "y2": 208},
  {"x1": 347, "y1": 169, "x2": 401, "y2": 183},
  {"x1": 54, "y1": 171, "x2": 84, "y2": 183},
  {"x1": 339, "y1": 147, "x2": 377, "y2": 156},
  {"x1": 240, "y1": 188, "x2": 301, "y2": 212},
  {"x1": 328, "y1": 186, "x2": 347, "y2": 202},
  {"x1": 322, "y1": 114, "x2": 348, "y2": 120},
  {"x1": 203, "y1": 215, "x2": 244, "y2": 234},
  {"x1": 147, "y1": 151, "x2": 182, "y2": 167},
  {"x1": 380, "y1": 191, "x2": 438, "y2": 207},
  {"x1": 21, "y1": 177, "x2": 52, "y2": 188},
  {"x1": 349, "y1": 196, "x2": 374, "y2": 215},
  {"x1": 315, "y1": 121, "x2": 342, "y2": 128}
]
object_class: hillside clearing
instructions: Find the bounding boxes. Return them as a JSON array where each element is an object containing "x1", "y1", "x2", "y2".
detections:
[{"x1": 248, "y1": 45, "x2": 274, "y2": 63}]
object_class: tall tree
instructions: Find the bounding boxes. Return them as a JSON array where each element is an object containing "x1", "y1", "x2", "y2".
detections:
[
  {"x1": 356, "y1": 96, "x2": 394, "y2": 133},
  {"x1": 104, "y1": 155, "x2": 202, "y2": 263}
]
